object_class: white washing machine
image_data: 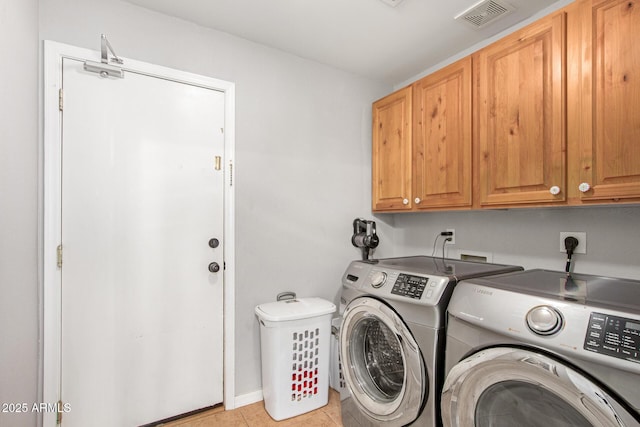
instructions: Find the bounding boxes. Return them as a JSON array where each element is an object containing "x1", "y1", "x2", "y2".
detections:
[
  {"x1": 339, "y1": 256, "x2": 523, "y2": 427},
  {"x1": 442, "y1": 269, "x2": 640, "y2": 427}
]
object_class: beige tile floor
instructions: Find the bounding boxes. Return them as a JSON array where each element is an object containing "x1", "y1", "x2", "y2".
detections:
[{"x1": 159, "y1": 389, "x2": 342, "y2": 426}]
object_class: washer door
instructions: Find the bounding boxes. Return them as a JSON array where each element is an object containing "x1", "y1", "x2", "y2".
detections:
[
  {"x1": 442, "y1": 347, "x2": 639, "y2": 427},
  {"x1": 340, "y1": 297, "x2": 426, "y2": 426}
]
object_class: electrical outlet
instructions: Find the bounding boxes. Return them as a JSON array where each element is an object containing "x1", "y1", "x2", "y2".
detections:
[
  {"x1": 559, "y1": 232, "x2": 586, "y2": 254},
  {"x1": 446, "y1": 229, "x2": 455, "y2": 245}
]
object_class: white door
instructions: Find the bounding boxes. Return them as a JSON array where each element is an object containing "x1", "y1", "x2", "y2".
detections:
[{"x1": 60, "y1": 57, "x2": 225, "y2": 426}]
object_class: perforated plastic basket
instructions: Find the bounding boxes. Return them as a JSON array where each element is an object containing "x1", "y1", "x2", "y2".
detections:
[
  {"x1": 329, "y1": 316, "x2": 348, "y2": 399},
  {"x1": 255, "y1": 297, "x2": 336, "y2": 420}
]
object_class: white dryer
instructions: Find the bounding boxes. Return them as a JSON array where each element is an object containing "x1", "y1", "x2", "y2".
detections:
[
  {"x1": 339, "y1": 256, "x2": 522, "y2": 427},
  {"x1": 442, "y1": 269, "x2": 640, "y2": 427}
]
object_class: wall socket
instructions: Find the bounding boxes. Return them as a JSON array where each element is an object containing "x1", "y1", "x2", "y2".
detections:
[
  {"x1": 446, "y1": 229, "x2": 455, "y2": 245},
  {"x1": 559, "y1": 232, "x2": 587, "y2": 254}
]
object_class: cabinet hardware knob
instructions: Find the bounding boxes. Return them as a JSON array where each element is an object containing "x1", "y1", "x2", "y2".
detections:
[
  {"x1": 578, "y1": 182, "x2": 591, "y2": 193},
  {"x1": 414, "y1": 197, "x2": 421, "y2": 204},
  {"x1": 549, "y1": 186, "x2": 561, "y2": 195},
  {"x1": 402, "y1": 198, "x2": 409, "y2": 205}
]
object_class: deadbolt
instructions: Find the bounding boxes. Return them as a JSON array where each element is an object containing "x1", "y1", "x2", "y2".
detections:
[
  {"x1": 208, "y1": 238, "x2": 220, "y2": 248},
  {"x1": 208, "y1": 262, "x2": 220, "y2": 273}
]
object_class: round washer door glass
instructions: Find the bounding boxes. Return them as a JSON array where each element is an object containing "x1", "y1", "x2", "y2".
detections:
[
  {"x1": 350, "y1": 315, "x2": 404, "y2": 400},
  {"x1": 340, "y1": 297, "x2": 425, "y2": 425},
  {"x1": 476, "y1": 381, "x2": 591, "y2": 426},
  {"x1": 442, "y1": 347, "x2": 639, "y2": 427}
]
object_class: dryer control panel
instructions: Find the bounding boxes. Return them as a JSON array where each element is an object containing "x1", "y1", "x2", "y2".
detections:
[{"x1": 584, "y1": 312, "x2": 640, "y2": 363}]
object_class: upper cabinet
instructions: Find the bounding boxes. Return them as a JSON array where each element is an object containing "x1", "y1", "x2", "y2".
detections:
[
  {"x1": 371, "y1": 58, "x2": 472, "y2": 213},
  {"x1": 371, "y1": 0, "x2": 640, "y2": 213},
  {"x1": 572, "y1": 0, "x2": 640, "y2": 202},
  {"x1": 413, "y1": 57, "x2": 472, "y2": 209},
  {"x1": 372, "y1": 87, "x2": 412, "y2": 211},
  {"x1": 476, "y1": 12, "x2": 566, "y2": 207}
]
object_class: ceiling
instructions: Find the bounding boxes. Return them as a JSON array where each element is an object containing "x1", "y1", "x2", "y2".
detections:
[{"x1": 125, "y1": 0, "x2": 565, "y2": 85}]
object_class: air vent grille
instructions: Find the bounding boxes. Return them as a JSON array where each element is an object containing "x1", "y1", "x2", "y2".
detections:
[{"x1": 455, "y1": 0, "x2": 515, "y2": 29}]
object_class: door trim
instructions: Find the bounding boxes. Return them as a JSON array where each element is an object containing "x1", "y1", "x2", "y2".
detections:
[{"x1": 41, "y1": 40, "x2": 236, "y2": 426}]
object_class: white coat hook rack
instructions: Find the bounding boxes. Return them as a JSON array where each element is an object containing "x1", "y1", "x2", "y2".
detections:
[{"x1": 84, "y1": 34, "x2": 124, "y2": 78}]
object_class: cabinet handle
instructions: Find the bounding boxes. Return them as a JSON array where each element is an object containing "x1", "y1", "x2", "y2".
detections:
[
  {"x1": 578, "y1": 182, "x2": 591, "y2": 193},
  {"x1": 402, "y1": 198, "x2": 409, "y2": 205},
  {"x1": 414, "y1": 197, "x2": 421, "y2": 204},
  {"x1": 549, "y1": 186, "x2": 561, "y2": 195}
]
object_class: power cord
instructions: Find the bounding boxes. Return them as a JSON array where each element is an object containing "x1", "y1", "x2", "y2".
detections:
[
  {"x1": 564, "y1": 236, "x2": 579, "y2": 273},
  {"x1": 431, "y1": 231, "x2": 454, "y2": 257},
  {"x1": 563, "y1": 236, "x2": 579, "y2": 292},
  {"x1": 441, "y1": 237, "x2": 452, "y2": 261}
]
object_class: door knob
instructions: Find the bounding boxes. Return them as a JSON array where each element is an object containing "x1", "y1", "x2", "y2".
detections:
[
  {"x1": 208, "y1": 238, "x2": 220, "y2": 248},
  {"x1": 208, "y1": 262, "x2": 220, "y2": 273}
]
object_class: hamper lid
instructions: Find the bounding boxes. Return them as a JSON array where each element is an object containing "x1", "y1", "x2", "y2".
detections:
[{"x1": 255, "y1": 297, "x2": 336, "y2": 322}]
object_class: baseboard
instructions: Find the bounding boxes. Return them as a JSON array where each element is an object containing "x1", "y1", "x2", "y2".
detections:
[{"x1": 234, "y1": 390, "x2": 263, "y2": 408}]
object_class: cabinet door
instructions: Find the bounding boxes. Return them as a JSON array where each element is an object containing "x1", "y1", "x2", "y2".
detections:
[
  {"x1": 577, "y1": 0, "x2": 640, "y2": 201},
  {"x1": 372, "y1": 87, "x2": 412, "y2": 211},
  {"x1": 476, "y1": 12, "x2": 566, "y2": 206},
  {"x1": 413, "y1": 57, "x2": 472, "y2": 209}
]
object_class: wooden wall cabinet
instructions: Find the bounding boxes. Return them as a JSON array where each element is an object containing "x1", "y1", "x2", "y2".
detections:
[
  {"x1": 372, "y1": 87, "x2": 413, "y2": 211},
  {"x1": 571, "y1": 0, "x2": 640, "y2": 203},
  {"x1": 372, "y1": 58, "x2": 472, "y2": 212},
  {"x1": 371, "y1": 0, "x2": 640, "y2": 213},
  {"x1": 413, "y1": 57, "x2": 472, "y2": 209},
  {"x1": 475, "y1": 12, "x2": 567, "y2": 207}
]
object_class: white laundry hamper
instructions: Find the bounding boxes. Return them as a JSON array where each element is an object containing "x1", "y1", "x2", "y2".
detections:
[
  {"x1": 255, "y1": 297, "x2": 336, "y2": 421},
  {"x1": 329, "y1": 316, "x2": 349, "y2": 399}
]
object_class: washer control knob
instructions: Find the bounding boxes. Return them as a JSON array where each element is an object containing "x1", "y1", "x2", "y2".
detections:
[
  {"x1": 370, "y1": 271, "x2": 387, "y2": 288},
  {"x1": 526, "y1": 306, "x2": 563, "y2": 336}
]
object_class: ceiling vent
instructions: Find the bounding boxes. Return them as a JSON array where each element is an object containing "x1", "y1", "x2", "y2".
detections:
[
  {"x1": 455, "y1": 0, "x2": 515, "y2": 29},
  {"x1": 379, "y1": 0, "x2": 406, "y2": 7}
]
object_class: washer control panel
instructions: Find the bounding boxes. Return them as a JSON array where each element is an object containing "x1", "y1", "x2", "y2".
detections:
[
  {"x1": 391, "y1": 274, "x2": 428, "y2": 300},
  {"x1": 584, "y1": 312, "x2": 640, "y2": 363},
  {"x1": 342, "y1": 261, "x2": 454, "y2": 305}
]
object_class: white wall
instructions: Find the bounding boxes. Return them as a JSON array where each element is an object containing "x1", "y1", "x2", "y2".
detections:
[
  {"x1": 380, "y1": 206, "x2": 640, "y2": 280},
  {"x1": 38, "y1": 0, "x2": 389, "y2": 402},
  {"x1": 0, "y1": 1, "x2": 39, "y2": 426}
]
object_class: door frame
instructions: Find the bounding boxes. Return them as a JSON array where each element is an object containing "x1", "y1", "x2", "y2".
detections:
[{"x1": 41, "y1": 40, "x2": 236, "y2": 425}]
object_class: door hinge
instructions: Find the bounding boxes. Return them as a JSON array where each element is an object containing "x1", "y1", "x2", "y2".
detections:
[
  {"x1": 57, "y1": 245, "x2": 63, "y2": 269},
  {"x1": 215, "y1": 156, "x2": 222, "y2": 171},
  {"x1": 229, "y1": 161, "x2": 233, "y2": 186},
  {"x1": 58, "y1": 88, "x2": 64, "y2": 111},
  {"x1": 56, "y1": 400, "x2": 64, "y2": 424}
]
